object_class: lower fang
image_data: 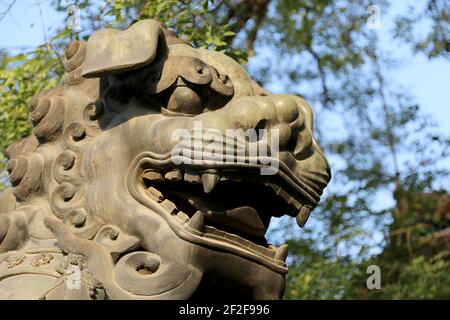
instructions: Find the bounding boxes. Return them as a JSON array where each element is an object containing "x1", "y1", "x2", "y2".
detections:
[{"x1": 187, "y1": 211, "x2": 204, "y2": 232}]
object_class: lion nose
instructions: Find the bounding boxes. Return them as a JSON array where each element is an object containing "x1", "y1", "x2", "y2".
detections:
[
  {"x1": 228, "y1": 95, "x2": 302, "y2": 150},
  {"x1": 270, "y1": 96, "x2": 302, "y2": 150}
]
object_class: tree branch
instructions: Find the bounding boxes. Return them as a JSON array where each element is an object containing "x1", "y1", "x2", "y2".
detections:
[
  {"x1": 369, "y1": 47, "x2": 402, "y2": 187},
  {"x1": 307, "y1": 47, "x2": 333, "y2": 108},
  {"x1": 0, "y1": 0, "x2": 17, "y2": 24}
]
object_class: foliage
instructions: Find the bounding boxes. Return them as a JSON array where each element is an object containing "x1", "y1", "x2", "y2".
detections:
[
  {"x1": 0, "y1": 34, "x2": 68, "y2": 189},
  {"x1": 283, "y1": 238, "x2": 358, "y2": 299},
  {"x1": 381, "y1": 253, "x2": 450, "y2": 299},
  {"x1": 394, "y1": 0, "x2": 449, "y2": 59},
  {"x1": 343, "y1": 190, "x2": 450, "y2": 299}
]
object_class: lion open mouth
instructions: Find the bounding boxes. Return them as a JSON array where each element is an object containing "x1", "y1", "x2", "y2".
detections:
[{"x1": 136, "y1": 161, "x2": 312, "y2": 272}]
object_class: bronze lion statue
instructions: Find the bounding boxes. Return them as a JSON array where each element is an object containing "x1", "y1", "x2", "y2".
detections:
[{"x1": 0, "y1": 20, "x2": 330, "y2": 300}]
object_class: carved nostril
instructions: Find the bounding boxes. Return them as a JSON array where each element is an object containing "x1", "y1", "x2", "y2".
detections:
[
  {"x1": 218, "y1": 74, "x2": 226, "y2": 82},
  {"x1": 286, "y1": 134, "x2": 298, "y2": 152},
  {"x1": 271, "y1": 123, "x2": 292, "y2": 149},
  {"x1": 292, "y1": 129, "x2": 313, "y2": 159},
  {"x1": 255, "y1": 119, "x2": 267, "y2": 131},
  {"x1": 195, "y1": 64, "x2": 204, "y2": 74}
]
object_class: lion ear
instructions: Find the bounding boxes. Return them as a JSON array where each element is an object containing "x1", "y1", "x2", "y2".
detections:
[{"x1": 81, "y1": 19, "x2": 164, "y2": 78}]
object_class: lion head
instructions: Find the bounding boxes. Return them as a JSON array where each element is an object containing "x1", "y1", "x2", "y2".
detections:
[{"x1": 0, "y1": 20, "x2": 330, "y2": 300}]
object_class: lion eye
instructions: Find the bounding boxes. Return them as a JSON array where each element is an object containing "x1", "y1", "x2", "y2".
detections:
[{"x1": 179, "y1": 58, "x2": 212, "y2": 85}]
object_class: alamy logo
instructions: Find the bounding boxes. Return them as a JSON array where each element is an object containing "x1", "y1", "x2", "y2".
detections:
[
  {"x1": 367, "y1": 5, "x2": 381, "y2": 30},
  {"x1": 366, "y1": 265, "x2": 381, "y2": 290},
  {"x1": 171, "y1": 121, "x2": 280, "y2": 175},
  {"x1": 67, "y1": 5, "x2": 81, "y2": 31}
]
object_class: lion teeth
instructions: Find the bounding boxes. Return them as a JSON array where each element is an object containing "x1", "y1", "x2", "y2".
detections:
[
  {"x1": 288, "y1": 197, "x2": 302, "y2": 210},
  {"x1": 296, "y1": 206, "x2": 311, "y2": 228},
  {"x1": 187, "y1": 210, "x2": 204, "y2": 232},
  {"x1": 275, "y1": 244, "x2": 288, "y2": 262},
  {"x1": 265, "y1": 182, "x2": 280, "y2": 193},
  {"x1": 161, "y1": 199, "x2": 178, "y2": 214},
  {"x1": 165, "y1": 170, "x2": 182, "y2": 181},
  {"x1": 276, "y1": 187, "x2": 290, "y2": 202},
  {"x1": 146, "y1": 187, "x2": 164, "y2": 202},
  {"x1": 201, "y1": 172, "x2": 219, "y2": 193},
  {"x1": 142, "y1": 170, "x2": 163, "y2": 182},
  {"x1": 184, "y1": 172, "x2": 201, "y2": 184},
  {"x1": 176, "y1": 211, "x2": 190, "y2": 223},
  {"x1": 264, "y1": 182, "x2": 299, "y2": 211}
]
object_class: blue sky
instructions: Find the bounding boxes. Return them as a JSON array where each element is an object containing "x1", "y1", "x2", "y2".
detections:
[{"x1": 377, "y1": 1, "x2": 450, "y2": 135}]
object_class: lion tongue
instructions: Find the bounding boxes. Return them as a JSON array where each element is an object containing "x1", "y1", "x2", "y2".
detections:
[
  {"x1": 206, "y1": 206, "x2": 266, "y2": 238},
  {"x1": 166, "y1": 191, "x2": 266, "y2": 238}
]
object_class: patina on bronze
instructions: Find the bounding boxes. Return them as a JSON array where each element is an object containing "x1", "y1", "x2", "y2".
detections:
[{"x1": 0, "y1": 20, "x2": 331, "y2": 300}]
